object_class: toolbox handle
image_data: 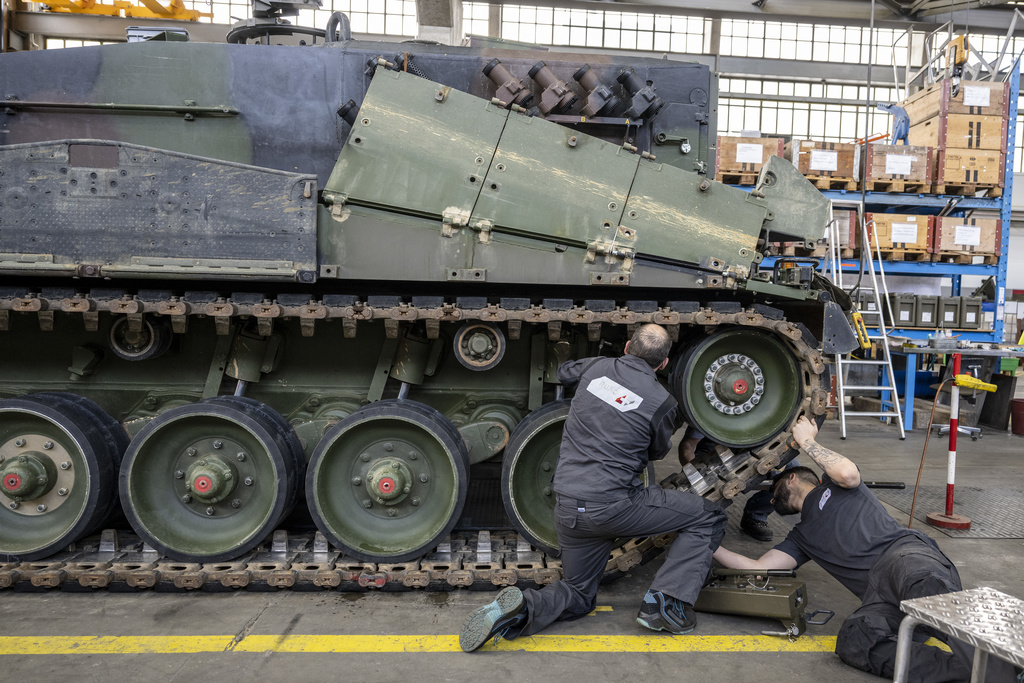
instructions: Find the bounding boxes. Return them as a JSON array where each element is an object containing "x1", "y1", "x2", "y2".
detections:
[{"x1": 805, "y1": 609, "x2": 835, "y2": 625}]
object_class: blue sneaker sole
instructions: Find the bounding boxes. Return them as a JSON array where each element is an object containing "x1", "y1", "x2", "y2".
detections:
[{"x1": 460, "y1": 586, "x2": 524, "y2": 652}]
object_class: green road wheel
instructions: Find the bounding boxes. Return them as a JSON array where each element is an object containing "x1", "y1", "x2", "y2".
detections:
[
  {"x1": 306, "y1": 399, "x2": 469, "y2": 562},
  {"x1": 0, "y1": 393, "x2": 123, "y2": 560},
  {"x1": 500, "y1": 400, "x2": 570, "y2": 555},
  {"x1": 672, "y1": 327, "x2": 801, "y2": 449},
  {"x1": 119, "y1": 398, "x2": 302, "y2": 562}
]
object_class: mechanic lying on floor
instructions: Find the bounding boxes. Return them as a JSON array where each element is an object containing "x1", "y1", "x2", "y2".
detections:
[{"x1": 712, "y1": 416, "x2": 1016, "y2": 683}]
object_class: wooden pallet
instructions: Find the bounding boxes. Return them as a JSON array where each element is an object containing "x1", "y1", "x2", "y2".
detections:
[
  {"x1": 806, "y1": 175, "x2": 858, "y2": 190},
  {"x1": 715, "y1": 171, "x2": 758, "y2": 186},
  {"x1": 775, "y1": 244, "x2": 855, "y2": 258},
  {"x1": 862, "y1": 179, "x2": 931, "y2": 194},
  {"x1": 931, "y1": 251, "x2": 1000, "y2": 265},
  {"x1": 875, "y1": 249, "x2": 932, "y2": 262},
  {"x1": 930, "y1": 183, "x2": 1003, "y2": 198}
]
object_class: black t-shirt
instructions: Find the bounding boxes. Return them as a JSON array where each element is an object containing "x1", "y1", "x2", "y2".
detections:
[
  {"x1": 552, "y1": 354, "x2": 677, "y2": 502},
  {"x1": 773, "y1": 474, "x2": 939, "y2": 599}
]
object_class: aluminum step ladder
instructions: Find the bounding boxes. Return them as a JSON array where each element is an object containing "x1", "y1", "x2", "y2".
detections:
[{"x1": 827, "y1": 200, "x2": 906, "y2": 440}]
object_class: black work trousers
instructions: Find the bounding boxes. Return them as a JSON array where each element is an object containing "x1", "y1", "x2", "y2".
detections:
[
  {"x1": 836, "y1": 540, "x2": 1016, "y2": 682},
  {"x1": 510, "y1": 485, "x2": 726, "y2": 638}
]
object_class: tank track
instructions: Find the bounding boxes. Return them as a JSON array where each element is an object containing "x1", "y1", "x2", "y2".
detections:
[{"x1": 0, "y1": 289, "x2": 829, "y2": 591}]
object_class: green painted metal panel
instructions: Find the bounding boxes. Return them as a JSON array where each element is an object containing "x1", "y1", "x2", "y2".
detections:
[
  {"x1": 323, "y1": 70, "x2": 508, "y2": 221},
  {"x1": 470, "y1": 112, "x2": 638, "y2": 243},
  {"x1": 623, "y1": 163, "x2": 765, "y2": 275}
]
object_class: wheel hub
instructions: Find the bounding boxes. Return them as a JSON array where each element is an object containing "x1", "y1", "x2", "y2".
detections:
[
  {"x1": 365, "y1": 457, "x2": 413, "y2": 505},
  {"x1": 172, "y1": 438, "x2": 256, "y2": 516},
  {"x1": 0, "y1": 434, "x2": 75, "y2": 515},
  {"x1": 703, "y1": 353, "x2": 765, "y2": 414},
  {"x1": 185, "y1": 456, "x2": 237, "y2": 504},
  {"x1": 453, "y1": 323, "x2": 506, "y2": 371}
]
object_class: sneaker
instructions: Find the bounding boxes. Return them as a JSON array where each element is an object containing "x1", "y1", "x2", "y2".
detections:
[
  {"x1": 459, "y1": 586, "x2": 527, "y2": 652},
  {"x1": 740, "y1": 514, "x2": 773, "y2": 542},
  {"x1": 636, "y1": 589, "x2": 697, "y2": 635}
]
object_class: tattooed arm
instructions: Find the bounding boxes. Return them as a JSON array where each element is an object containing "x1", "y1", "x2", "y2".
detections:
[{"x1": 791, "y1": 416, "x2": 861, "y2": 489}]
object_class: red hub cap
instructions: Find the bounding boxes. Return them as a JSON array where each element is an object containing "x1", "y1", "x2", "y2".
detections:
[
  {"x1": 732, "y1": 379, "x2": 748, "y2": 395},
  {"x1": 193, "y1": 475, "x2": 213, "y2": 494},
  {"x1": 3, "y1": 474, "x2": 21, "y2": 492},
  {"x1": 378, "y1": 477, "x2": 396, "y2": 495}
]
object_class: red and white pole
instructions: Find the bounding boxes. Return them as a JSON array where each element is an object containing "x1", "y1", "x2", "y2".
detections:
[{"x1": 927, "y1": 353, "x2": 972, "y2": 530}]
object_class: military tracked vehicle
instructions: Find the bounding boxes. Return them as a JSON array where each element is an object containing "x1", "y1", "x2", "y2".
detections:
[{"x1": 0, "y1": 14, "x2": 852, "y2": 589}]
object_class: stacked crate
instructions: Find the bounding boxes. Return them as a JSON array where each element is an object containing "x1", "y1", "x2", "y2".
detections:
[
  {"x1": 859, "y1": 144, "x2": 932, "y2": 193},
  {"x1": 900, "y1": 79, "x2": 1008, "y2": 196},
  {"x1": 930, "y1": 216, "x2": 1002, "y2": 264},
  {"x1": 771, "y1": 208, "x2": 856, "y2": 258},
  {"x1": 715, "y1": 136, "x2": 784, "y2": 185},
  {"x1": 860, "y1": 213, "x2": 932, "y2": 261},
  {"x1": 784, "y1": 140, "x2": 859, "y2": 190}
]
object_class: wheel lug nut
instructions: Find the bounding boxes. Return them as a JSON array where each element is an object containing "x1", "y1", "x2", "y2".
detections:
[
  {"x1": 362, "y1": 499, "x2": 372, "y2": 508},
  {"x1": 419, "y1": 474, "x2": 429, "y2": 483},
  {"x1": 231, "y1": 499, "x2": 241, "y2": 508},
  {"x1": 541, "y1": 463, "x2": 551, "y2": 472},
  {"x1": 9, "y1": 502, "x2": 19, "y2": 510},
  {"x1": 187, "y1": 447, "x2": 197, "y2": 456},
  {"x1": 236, "y1": 452, "x2": 246, "y2": 462},
  {"x1": 175, "y1": 470, "x2": 184, "y2": 479},
  {"x1": 182, "y1": 494, "x2": 192, "y2": 503},
  {"x1": 58, "y1": 488, "x2": 68, "y2": 496},
  {"x1": 60, "y1": 461, "x2": 71, "y2": 470},
  {"x1": 411, "y1": 498, "x2": 420, "y2": 506},
  {"x1": 36, "y1": 504, "x2": 47, "y2": 512},
  {"x1": 391, "y1": 461, "x2": 400, "y2": 470},
  {"x1": 352, "y1": 477, "x2": 362, "y2": 486},
  {"x1": 360, "y1": 453, "x2": 370, "y2": 462},
  {"x1": 403, "y1": 485, "x2": 411, "y2": 493},
  {"x1": 542, "y1": 487, "x2": 552, "y2": 496},
  {"x1": 198, "y1": 459, "x2": 206, "y2": 466},
  {"x1": 213, "y1": 441, "x2": 223, "y2": 449},
  {"x1": 14, "y1": 438, "x2": 25, "y2": 447},
  {"x1": 244, "y1": 477, "x2": 254, "y2": 486},
  {"x1": 206, "y1": 507, "x2": 215, "y2": 516},
  {"x1": 43, "y1": 441, "x2": 53, "y2": 450},
  {"x1": 409, "y1": 452, "x2": 418, "y2": 460},
  {"x1": 387, "y1": 509, "x2": 397, "y2": 517},
  {"x1": 383, "y1": 443, "x2": 393, "y2": 452}
]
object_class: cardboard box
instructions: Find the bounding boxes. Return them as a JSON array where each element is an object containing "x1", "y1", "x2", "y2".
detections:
[
  {"x1": 860, "y1": 144, "x2": 932, "y2": 184},
  {"x1": 933, "y1": 148, "x2": 1004, "y2": 186},
  {"x1": 900, "y1": 79, "x2": 1009, "y2": 122},
  {"x1": 716, "y1": 136, "x2": 784, "y2": 175},
  {"x1": 785, "y1": 140, "x2": 859, "y2": 178},
  {"x1": 862, "y1": 213, "x2": 932, "y2": 251},
  {"x1": 931, "y1": 216, "x2": 1002, "y2": 254},
  {"x1": 909, "y1": 114, "x2": 1007, "y2": 152}
]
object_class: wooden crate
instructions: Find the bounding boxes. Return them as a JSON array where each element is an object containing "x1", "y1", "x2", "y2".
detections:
[
  {"x1": 908, "y1": 114, "x2": 1007, "y2": 152},
  {"x1": 931, "y1": 216, "x2": 1002, "y2": 258},
  {"x1": 715, "y1": 136, "x2": 784, "y2": 181},
  {"x1": 900, "y1": 79, "x2": 1009, "y2": 122},
  {"x1": 862, "y1": 213, "x2": 932, "y2": 254},
  {"x1": 933, "y1": 148, "x2": 1004, "y2": 192},
  {"x1": 860, "y1": 143, "x2": 932, "y2": 191},
  {"x1": 832, "y1": 209, "x2": 857, "y2": 248},
  {"x1": 785, "y1": 140, "x2": 859, "y2": 186}
]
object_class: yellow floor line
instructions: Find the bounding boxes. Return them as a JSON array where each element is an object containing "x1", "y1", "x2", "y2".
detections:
[{"x1": 0, "y1": 634, "x2": 838, "y2": 655}]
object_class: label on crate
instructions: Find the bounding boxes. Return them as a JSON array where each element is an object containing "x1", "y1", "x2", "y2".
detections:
[
  {"x1": 884, "y1": 154, "x2": 914, "y2": 175},
  {"x1": 945, "y1": 311, "x2": 956, "y2": 322},
  {"x1": 962, "y1": 86, "x2": 991, "y2": 108},
  {"x1": 900, "y1": 310, "x2": 911, "y2": 322},
  {"x1": 954, "y1": 224, "x2": 982, "y2": 246},
  {"x1": 891, "y1": 222, "x2": 919, "y2": 244},
  {"x1": 966, "y1": 312, "x2": 977, "y2": 323},
  {"x1": 921, "y1": 311, "x2": 933, "y2": 323},
  {"x1": 735, "y1": 143, "x2": 764, "y2": 164},
  {"x1": 809, "y1": 149, "x2": 838, "y2": 171}
]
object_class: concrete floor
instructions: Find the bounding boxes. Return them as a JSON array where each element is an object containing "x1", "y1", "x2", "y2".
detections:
[{"x1": 2, "y1": 418, "x2": 1022, "y2": 683}]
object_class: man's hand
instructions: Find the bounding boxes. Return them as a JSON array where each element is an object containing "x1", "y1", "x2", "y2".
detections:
[{"x1": 791, "y1": 416, "x2": 818, "y2": 448}]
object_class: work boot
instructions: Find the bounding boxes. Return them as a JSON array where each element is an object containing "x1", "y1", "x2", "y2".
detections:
[
  {"x1": 740, "y1": 514, "x2": 773, "y2": 542},
  {"x1": 459, "y1": 586, "x2": 527, "y2": 652},
  {"x1": 636, "y1": 589, "x2": 696, "y2": 635}
]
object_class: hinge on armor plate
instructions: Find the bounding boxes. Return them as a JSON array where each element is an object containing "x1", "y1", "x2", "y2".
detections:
[
  {"x1": 585, "y1": 238, "x2": 635, "y2": 285},
  {"x1": 470, "y1": 219, "x2": 493, "y2": 244}
]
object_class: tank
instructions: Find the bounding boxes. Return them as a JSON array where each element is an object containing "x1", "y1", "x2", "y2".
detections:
[{"x1": 0, "y1": 17, "x2": 854, "y2": 588}]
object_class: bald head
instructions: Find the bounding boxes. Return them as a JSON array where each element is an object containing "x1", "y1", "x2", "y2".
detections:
[{"x1": 626, "y1": 324, "x2": 672, "y2": 369}]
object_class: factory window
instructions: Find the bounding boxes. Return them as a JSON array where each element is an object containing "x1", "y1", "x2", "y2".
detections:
[{"x1": 463, "y1": 2, "x2": 491, "y2": 38}]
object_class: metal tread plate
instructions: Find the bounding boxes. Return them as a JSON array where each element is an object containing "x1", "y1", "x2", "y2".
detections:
[{"x1": 874, "y1": 486, "x2": 1024, "y2": 539}]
